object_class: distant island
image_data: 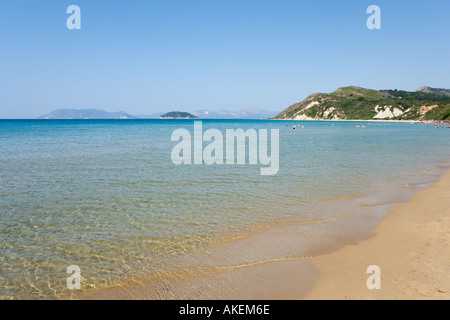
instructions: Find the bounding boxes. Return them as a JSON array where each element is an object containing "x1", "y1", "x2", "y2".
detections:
[
  {"x1": 273, "y1": 86, "x2": 450, "y2": 121},
  {"x1": 38, "y1": 109, "x2": 136, "y2": 120},
  {"x1": 37, "y1": 108, "x2": 275, "y2": 120},
  {"x1": 159, "y1": 111, "x2": 198, "y2": 119}
]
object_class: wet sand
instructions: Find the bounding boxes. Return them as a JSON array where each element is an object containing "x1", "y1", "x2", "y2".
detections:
[{"x1": 305, "y1": 169, "x2": 450, "y2": 300}]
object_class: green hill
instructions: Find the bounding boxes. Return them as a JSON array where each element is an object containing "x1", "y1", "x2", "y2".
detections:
[{"x1": 273, "y1": 86, "x2": 450, "y2": 121}]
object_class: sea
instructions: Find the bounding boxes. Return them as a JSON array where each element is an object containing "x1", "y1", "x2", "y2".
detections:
[{"x1": 0, "y1": 119, "x2": 449, "y2": 299}]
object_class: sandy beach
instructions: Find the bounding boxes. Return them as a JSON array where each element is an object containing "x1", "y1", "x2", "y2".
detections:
[
  {"x1": 81, "y1": 168, "x2": 450, "y2": 300},
  {"x1": 304, "y1": 169, "x2": 450, "y2": 300}
]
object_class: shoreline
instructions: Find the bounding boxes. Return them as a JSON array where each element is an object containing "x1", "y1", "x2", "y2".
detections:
[
  {"x1": 80, "y1": 165, "x2": 449, "y2": 300},
  {"x1": 269, "y1": 118, "x2": 443, "y2": 123},
  {"x1": 304, "y1": 169, "x2": 450, "y2": 300}
]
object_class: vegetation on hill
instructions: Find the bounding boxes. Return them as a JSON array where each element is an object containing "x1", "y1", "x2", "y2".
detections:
[
  {"x1": 380, "y1": 89, "x2": 450, "y2": 102},
  {"x1": 273, "y1": 86, "x2": 450, "y2": 121}
]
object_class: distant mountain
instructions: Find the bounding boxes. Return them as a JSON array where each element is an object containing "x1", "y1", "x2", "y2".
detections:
[
  {"x1": 37, "y1": 108, "x2": 276, "y2": 120},
  {"x1": 160, "y1": 111, "x2": 198, "y2": 119},
  {"x1": 38, "y1": 109, "x2": 135, "y2": 119},
  {"x1": 192, "y1": 108, "x2": 277, "y2": 119},
  {"x1": 416, "y1": 86, "x2": 450, "y2": 97},
  {"x1": 273, "y1": 86, "x2": 450, "y2": 121}
]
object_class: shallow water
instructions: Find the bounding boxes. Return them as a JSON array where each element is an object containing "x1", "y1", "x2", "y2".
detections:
[{"x1": 0, "y1": 119, "x2": 449, "y2": 299}]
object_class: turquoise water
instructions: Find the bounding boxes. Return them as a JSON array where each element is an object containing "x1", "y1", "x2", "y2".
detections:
[{"x1": 0, "y1": 119, "x2": 449, "y2": 299}]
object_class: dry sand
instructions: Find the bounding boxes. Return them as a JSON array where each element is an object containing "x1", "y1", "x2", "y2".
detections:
[{"x1": 304, "y1": 170, "x2": 450, "y2": 300}]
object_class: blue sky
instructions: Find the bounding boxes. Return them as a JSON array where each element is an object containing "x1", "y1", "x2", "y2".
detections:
[{"x1": 0, "y1": 0, "x2": 449, "y2": 118}]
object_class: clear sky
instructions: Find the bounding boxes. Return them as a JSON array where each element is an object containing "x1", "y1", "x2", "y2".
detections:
[{"x1": 0, "y1": 0, "x2": 449, "y2": 118}]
